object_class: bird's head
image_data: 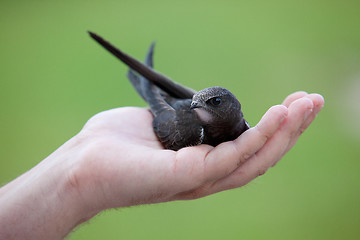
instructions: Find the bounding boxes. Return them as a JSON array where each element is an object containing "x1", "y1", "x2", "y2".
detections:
[{"x1": 190, "y1": 86, "x2": 243, "y2": 125}]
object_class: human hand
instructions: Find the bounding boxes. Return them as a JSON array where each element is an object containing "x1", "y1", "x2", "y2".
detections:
[
  {"x1": 0, "y1": 91, "x2": 324, "y2": 240},
  {"x1": 71, "y1": 91, "x2": 324, "y2": 212}
]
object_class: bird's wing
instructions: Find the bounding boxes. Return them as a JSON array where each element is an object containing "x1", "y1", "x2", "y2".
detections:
[
  {"x1": 126, "y1": 42, "x2": 156, "y2": 100},
  {"x1": 125, "y1": 42, "x2": 174, "y2": 117},
  {"x1": 89, "y1": 31, "x2": 196, "y2": 99}
]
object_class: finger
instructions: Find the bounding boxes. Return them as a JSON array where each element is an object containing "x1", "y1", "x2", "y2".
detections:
[
  {"x1": 210, "y1": 97, "x2": 314, "y2": 192},
  {"x1": 285, "y1": 93, "x2": 325, "y2": 152},
  {"x1": 172, "y1": 105, "x2": 288, "y2": 200},
  {"x1": 282, "y1": 91, "x2": 308, "y2": 107},
  {"x1": 257, "y1": 96, "x2": 314, "y2": 167},
  {"x1": 202, "y1": 104, "x2": 288, "y2": 182},
  {"x1": 300, "y1": 93, "x2": 325, "y2": 131}
]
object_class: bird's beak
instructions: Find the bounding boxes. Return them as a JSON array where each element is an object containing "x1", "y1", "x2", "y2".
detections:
[{"x1": 190, "y1": 101, "x2": 201, "y2": 109}]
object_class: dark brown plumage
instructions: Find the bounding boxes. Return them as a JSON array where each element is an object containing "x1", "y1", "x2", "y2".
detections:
[{"x1": 89, "y1": 31, "x2": 249, "y2": 150}]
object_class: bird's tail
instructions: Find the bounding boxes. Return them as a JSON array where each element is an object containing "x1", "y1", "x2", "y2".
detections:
[{"x1": 88, "y1": 31, "x2": 196, "y2": 99}]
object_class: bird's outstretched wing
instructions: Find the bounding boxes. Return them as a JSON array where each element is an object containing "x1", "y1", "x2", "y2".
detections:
[{"x1": 127, "y1": 43, "x2": 174, "y2": 117}]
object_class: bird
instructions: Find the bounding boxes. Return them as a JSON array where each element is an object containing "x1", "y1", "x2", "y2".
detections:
[{"x1": 88, "y1": 31, "x2": 250, "y2": 151}]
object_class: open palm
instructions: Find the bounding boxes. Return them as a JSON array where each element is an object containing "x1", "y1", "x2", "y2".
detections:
[{"x1": 73, "y1": 91, "x2": 324, "y2": 211}]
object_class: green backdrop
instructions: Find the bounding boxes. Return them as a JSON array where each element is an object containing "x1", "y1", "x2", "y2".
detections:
[{"x1": 1, "y1": 0, "x2": 359, "y2": 239}]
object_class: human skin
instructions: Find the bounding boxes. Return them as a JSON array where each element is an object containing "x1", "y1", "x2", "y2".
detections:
[{"x1": 0, "y1": 91, "x2": 324, "y2": 239}]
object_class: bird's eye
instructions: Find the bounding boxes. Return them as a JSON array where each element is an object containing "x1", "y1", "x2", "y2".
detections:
[{"x1": 208, "y1": 97, "x2": 222, "y2": 106}]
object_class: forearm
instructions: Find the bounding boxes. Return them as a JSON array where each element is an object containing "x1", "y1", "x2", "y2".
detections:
[{"x1": 0, "y1": 137, "x2": 95, "y2": 240}]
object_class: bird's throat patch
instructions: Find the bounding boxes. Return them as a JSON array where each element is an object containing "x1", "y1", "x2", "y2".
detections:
[{"x1": 194, "y1": 108, "x2": 213, "y2": 123}]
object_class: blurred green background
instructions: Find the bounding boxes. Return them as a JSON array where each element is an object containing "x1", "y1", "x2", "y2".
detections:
[{"x1": 1, "y1": 0, "x2": 359, "y2": 239}]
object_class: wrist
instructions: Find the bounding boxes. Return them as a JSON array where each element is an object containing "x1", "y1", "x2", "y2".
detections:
[{"x1": 0, "y1": 135, "x2": 98, "y2": 239}]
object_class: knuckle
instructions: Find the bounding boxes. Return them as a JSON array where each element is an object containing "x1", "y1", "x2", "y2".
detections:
[
  {"x1": 231, "y1": 142, "x2": 251, "y2": 167},
  {"x1": 254, "y1": 125, "x2": 272, "y2": 143},
  {"x1": 298, "y1": 126, "x2": 306, "y2": 135},
  {"x1": 238, "y1": 153, "x2": 251, "y2": 167},
  {"x1": 182, "y1": 186, "x2": 208, "y2": 200},
  {"x1": 257, "y1": 167, "x2": 268, "y2": 176}
]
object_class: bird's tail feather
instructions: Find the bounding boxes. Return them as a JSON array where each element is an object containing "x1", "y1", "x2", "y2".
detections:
[{"x1": 88, "y1": 31, "x2": 196, "y2": 99}]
